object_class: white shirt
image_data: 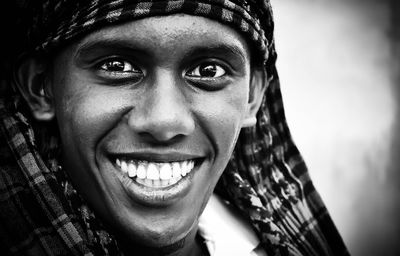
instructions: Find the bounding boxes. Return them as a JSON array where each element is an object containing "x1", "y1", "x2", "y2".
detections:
[{"x1": 198, "y1": 194, "x2": 268, "y2": 256}]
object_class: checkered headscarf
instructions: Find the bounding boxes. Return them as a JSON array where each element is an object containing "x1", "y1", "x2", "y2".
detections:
[{"x1": 0, "y1": 1, "x2": 349, "y2": 255}]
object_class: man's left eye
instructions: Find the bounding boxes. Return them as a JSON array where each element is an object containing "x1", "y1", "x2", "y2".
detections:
[{"x1": 187, "y1": 63, "x2": 226, "y2": 78}]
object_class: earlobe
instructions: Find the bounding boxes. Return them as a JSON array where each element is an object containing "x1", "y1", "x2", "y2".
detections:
[
  {"x1": 242, "y1": 68, "x2": 268, "y2": 128},
  {"x1": 14, "y1": 55, "x2": 55, "y2": 121}
]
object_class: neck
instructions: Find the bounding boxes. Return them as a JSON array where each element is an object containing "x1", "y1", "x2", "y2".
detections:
[{"x1": 118, "y1": 225, "x2": 207, "y2": 256}]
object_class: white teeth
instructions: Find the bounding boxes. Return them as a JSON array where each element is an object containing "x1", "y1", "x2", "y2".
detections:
[
  {"x1": 188, "y1": 161, "x2": 194, "y2": 170},
  {"x1": 159, "y1": 164, "x2": 172, "y2": 180},
  {"x1": 128, "y1": 162, "x2": 136, "y2": 177},
  {"x1": 144, "y1": 179, "x2": 152, "y2": 186},
  {"x1": 146, "y1": 163, "x2": 159, "y2": 180},
  {"x1": 121, "y1": 161, "x2": 128, "y2": 173},
  {"x1": 169, "y1": 176, "x2": 179, "y2": 185},
  {"x1": 160, "y1": 180, "x2": 169, "y2": 186},
  {"x1": 172, "y1": 162, "x2": 181, "y2": 178},
  {"x1": 136, "y1": 178, "x2": 145, "y2": 186},
  {"x1": 116, "y1": 158, "x2": 196, "y2": 187},
  {"x1": 181, "y1": 162, "x2": 187, "y2": 177},
  {"x1": 153, "y1": 180, "x2": 161, "y2": 187},
  {"x1": 136, "y1": 164, "x2": 147, "y2": 179}
]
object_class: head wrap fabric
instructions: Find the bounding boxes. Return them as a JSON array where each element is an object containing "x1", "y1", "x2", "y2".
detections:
[
  {"x1": 0, "y1": 0, "x2": 349, "y2": 255},
  {"x1": 20, "y1": 0, "x2": 269, "y2": 57}
]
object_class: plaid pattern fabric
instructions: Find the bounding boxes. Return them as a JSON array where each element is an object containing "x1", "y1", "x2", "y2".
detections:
[
  {"x1": 21, "y1": 0, "x2": 270, "y2": 58},
  {"x1": 0, "y1": 1, "x2": 350, "y2": 255},
  {"x1": 216, "y1": 78, "x2": 349, "y2": 255},
  {"x1": 0, "y1": 94, "x2": 93, "y2": 256},
  {"x1": 42, "y1": 0, "x2": 267, "y2": 55}
]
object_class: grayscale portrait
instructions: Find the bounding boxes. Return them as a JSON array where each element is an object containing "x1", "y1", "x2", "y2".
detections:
[{"x1": 0, "y1": 0, "x2": 364, "y2": 255}]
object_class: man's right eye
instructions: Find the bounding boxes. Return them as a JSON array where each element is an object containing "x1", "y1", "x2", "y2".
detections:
[
  {"x1": 95, "y1": 58, "x2": 144, "y2": 82},
  {"x1": 100, "y1": 59, "x2": 141, "y2": 73}
]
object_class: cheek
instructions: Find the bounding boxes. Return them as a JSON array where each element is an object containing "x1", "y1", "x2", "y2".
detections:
[
  {"x1": 53, "y1": 78, "x2": 127, "y2": 162},
  {"x1": 193, "y1": 86, "x2": 249, "y2": 210},
  {"x1": 196, "y1": 86, "x2": 249, "y2": 153},
  {"x1": 51, "y1": 57, "x2": 125, "y2": 146},
  {"x1": 190, "y1": 88, "x2": 249, "y2": 212}
]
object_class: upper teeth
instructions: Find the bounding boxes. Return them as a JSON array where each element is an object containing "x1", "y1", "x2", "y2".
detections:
[{"x1": 116, "y1": 158, "x2": 195, "y2": 187}]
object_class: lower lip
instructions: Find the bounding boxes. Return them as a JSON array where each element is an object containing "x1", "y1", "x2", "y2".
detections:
[{"x1": 116, "y1": 162, "x2": 199, "y2": 207}]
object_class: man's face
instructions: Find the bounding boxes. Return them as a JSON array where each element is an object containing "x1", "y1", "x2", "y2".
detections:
[{"x1": 49, "y1": 14, "x2": 252, "y2": 247}]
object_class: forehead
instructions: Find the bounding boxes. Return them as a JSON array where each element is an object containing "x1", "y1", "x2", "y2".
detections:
[{"x1": 71, "y1": 14, "x2": 251, "y2": 61}]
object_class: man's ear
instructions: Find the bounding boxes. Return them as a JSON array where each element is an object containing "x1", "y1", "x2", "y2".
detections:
[
  {"x1": 14, "y1": 56, "x2": 55, "y2": 121},
  {"x1": 242, "y1": 67, "x2": 268, "y2": 128}
]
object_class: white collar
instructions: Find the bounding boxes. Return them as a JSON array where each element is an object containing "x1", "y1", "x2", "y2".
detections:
[{"x1": 198, "y1": 194, "x2": 267, "y2": 256}]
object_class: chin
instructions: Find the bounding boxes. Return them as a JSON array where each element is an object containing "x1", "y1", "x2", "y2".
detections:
[{"x1": 111, "y1": 210, "x2": 197, "y2": 253}]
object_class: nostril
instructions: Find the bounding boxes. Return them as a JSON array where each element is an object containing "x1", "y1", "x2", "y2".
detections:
[
  {"x1": 127, "y1": 110, "x2": 195, "y2": 143},
  {"x1": 139, "y1": 132, "x2": 187, "y2": 145}
]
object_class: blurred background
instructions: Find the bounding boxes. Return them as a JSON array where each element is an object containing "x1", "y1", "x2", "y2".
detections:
[{"x1": 270, "y1": 0, "x2": 400, "y2": 255}]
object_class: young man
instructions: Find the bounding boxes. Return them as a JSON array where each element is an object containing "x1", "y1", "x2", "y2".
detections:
[{"x1": 0, "y1": 1, "x2": 349, "y2": 255}]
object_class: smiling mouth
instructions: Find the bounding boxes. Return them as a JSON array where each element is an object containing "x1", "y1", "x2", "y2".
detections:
[{"x1": 115, "y1": 158, "x2": 197, "y2": 188}]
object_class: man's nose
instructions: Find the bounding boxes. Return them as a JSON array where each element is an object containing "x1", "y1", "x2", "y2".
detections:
[{"x1": 127, "y1": 73, "x2": 195, "y2": 143}]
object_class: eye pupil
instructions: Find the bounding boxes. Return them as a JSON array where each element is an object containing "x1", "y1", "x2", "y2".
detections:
[
  {"x1": 199, "y1": 64, "x2": 217, "y2": 77},
  {"x1": 106, "y1": 60, "x2": 124, "y2": 71}
]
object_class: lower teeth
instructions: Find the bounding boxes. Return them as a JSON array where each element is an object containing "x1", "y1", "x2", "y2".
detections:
[{"x1": 135, "y1": 177, "x2": 180, "y2": 187}]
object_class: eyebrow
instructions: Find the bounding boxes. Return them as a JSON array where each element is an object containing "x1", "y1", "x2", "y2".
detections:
[
  {"x1": 182, "y1": 44, "x2": 248, "y2": 64},
  {"x1": 75, "y1": 39, "x2": 145, "y2": 60},
  {"x1": 75, "y1": 38, "x2": 248, "y2": 63}
]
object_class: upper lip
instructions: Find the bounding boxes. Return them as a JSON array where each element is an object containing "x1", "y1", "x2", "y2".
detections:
[{"x1": 110, "y1": 151, "x2": 204, "y2": 163}]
